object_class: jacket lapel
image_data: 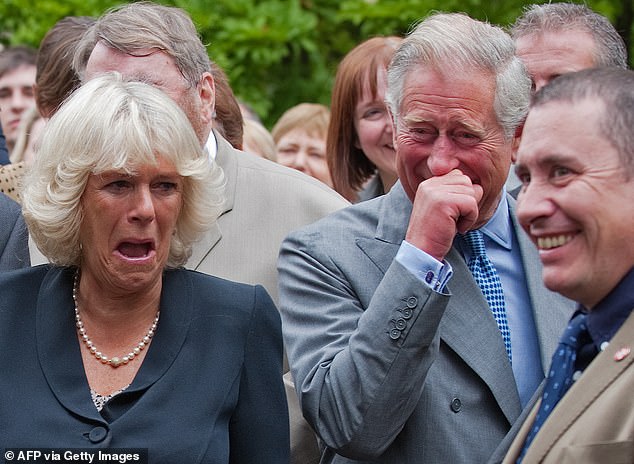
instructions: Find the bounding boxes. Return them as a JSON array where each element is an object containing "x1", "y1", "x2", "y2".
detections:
[
  {"x1": 213, "y1": 130, "x2": 237, "y2": 214},
  {"x1": 509, "y1": 199, "x2": 575, "y2": 371},
  {"x1": 443, "y1": 248, "x2": 521, "y2": 424},
  {"x1": 355, "y1": 184, "x2": 411, "y2": 273},
  {"x1": 127, "y1": 270, "x2": 192, "y2": 390},
  {"x1": 37, "y1": 267, "x2": 105, "y2": 421},
  {"x1": 187, "y1": 131, "x2": 235, "y2": 268},
  {"x1": 187, "y1": 223, "x2": 222, "y2": 267},
  {"x1": 526, "y1": 310, "x2": 634, "y2": 460}
]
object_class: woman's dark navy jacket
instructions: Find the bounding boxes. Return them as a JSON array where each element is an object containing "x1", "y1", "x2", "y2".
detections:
[{"x1": 0, "y1": 265, "x2": 290, "y2": 463}]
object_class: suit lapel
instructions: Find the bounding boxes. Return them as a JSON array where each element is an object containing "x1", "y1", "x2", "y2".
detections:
[
  {"x1": 129, "y1": 270, "x2": 192, "y2": 391},
  {"x1": 37, "y1": 267, "x2": 103, "y2": 421},
  {"x1": 356, "y1": 183, "x2": 520, "y2": 424},
  {"x1": 213, "y1": 130, "x2": 237, "y2": 214},
  {"x1": 527, "y1": 311, "x2": 634, "y2": 461},
  {"x1": 188, "y1": 131, "x2": 236, "y2": 268},
  {"x1": 501, "y1": 402, "x2": 539, "y2": 463},
  {"x1": 188, "y1": 223, "x2": 222, "y2": 268},
  {"x1": 355, "y1": 184, "x2": 411, "y2": 273},
  {"x1": 509, "y1": 199, "x2": 575, "y2": 371}
]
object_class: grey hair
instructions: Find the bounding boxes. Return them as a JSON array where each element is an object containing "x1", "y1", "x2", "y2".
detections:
[
  {"x1": 531, "y1": 67, "x2": 634, "y2": 177},
  {"x1": 510, "y1": 2, "x2": 627, "y2": 69},
  {"x1": 22, "y1": 72, "x2": 225, "y2": 267},
  {"x1": 386, "y1": 12, "x2": 531, "y2": 140},
  {"x1": 73, "y1": 1, "x2": 211, "y2": 87}
]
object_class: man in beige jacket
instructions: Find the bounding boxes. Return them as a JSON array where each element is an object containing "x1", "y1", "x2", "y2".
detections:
[{"x1": 503, "y1": 67, "x2": 634, "y2": 463}]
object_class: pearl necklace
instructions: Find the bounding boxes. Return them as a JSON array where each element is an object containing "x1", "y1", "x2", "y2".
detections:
[{"x1": 73, "y1": 271, "x2": 160, "y2": 368}]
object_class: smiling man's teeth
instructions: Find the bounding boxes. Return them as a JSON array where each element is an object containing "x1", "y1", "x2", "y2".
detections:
[{"x1": 537, "y1": 235, "x2": 573, "y2": 250}]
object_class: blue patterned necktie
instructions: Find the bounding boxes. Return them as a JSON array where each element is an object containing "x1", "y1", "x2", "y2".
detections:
[
  {"x1": 463, "y1": 230, "x2": 512, "y2": 362},
  {"x1": 517, "y1": 312, "x2": 590, "y2": 463}
]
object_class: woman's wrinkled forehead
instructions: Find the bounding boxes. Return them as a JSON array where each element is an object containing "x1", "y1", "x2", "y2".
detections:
[{"x1": 90, "y1": 147, "x2": 170, "y2": 176}]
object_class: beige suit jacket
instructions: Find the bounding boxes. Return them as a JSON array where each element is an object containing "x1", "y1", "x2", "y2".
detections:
[
  {"x1": 187, "y1": 131, "x2": 348, "y2": 303},
  {"x1": 503, "y1": 310, "x2": 634, "y2": 464}
]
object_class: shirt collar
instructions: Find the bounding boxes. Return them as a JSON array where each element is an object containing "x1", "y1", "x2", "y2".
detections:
[
  {"x1": 480, "y1": 194, "x2": 512, "y2": 250},
  {"x1": 585, "y1": 266, "x2": 634, "y2": 348},
  {"x1": 205, "y1": 131, "x2": 217, "y2": 161}
]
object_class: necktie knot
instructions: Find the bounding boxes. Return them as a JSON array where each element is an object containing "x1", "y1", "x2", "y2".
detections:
[
  {"x1": 464, "y1": 229, "x2": 487, "y2": 258},
  {"x1": 560, "y1": 313, "x2": 589, "y2": 350}
]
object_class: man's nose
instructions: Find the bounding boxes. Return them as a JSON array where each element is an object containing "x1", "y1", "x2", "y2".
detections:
[
  {"x1": 516, "y1": 179, "x2": 554, "y2": 228},
  {"x1": 427, "y1": 135, "x2": 459, "y2": 177},
  {"x1": 10, "y1": 91, "x2": 31, "y2": 110}
]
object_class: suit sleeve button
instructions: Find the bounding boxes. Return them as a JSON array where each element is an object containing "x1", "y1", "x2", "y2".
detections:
[
  {"x1": 395, "y1": 318, "x2": 407, "y2": 330},
  {"x1": 406, "y1": 297, "x2": 418, "y2": 308},
  {"x1": 389, "y1": 328, "x2": 402, "y2": 340},
  {"x1": 401, "y1": 308, "x2": 413, "y2": 319},
  {"x1": 450, "y1": 398, "x2": 462, "y2": 413}
]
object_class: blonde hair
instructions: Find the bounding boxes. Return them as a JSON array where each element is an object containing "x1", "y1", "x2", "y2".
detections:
[
  {"x1": 271, "y1": 103, "x2": 330, "y2": 143},
  {"x1": 243, "y1": 118, "x2": 276, "y2": 161},
  {"x1": 22, "y1": 72, "x2": 224, "y2": 267}
]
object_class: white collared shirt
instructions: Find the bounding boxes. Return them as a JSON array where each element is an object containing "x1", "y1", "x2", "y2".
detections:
[{"x1": 205, "y1": 131, "x2": 218, "y2": 161}]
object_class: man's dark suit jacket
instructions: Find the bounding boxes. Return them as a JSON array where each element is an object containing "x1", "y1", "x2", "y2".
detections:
[
  {"x1": 0, "y1": 266, "x2": 289, "y2": 463},
  {"x1": 0, "y1": 192, "x2": 29, "y2": 270}
]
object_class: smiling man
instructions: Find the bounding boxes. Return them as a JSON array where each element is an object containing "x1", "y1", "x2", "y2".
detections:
[
  {"x1": 503, "y1": 67, "x2": 634, "y2": 464},
  {"x1": 278, "y1": 13, "x2": 574, "y2": 464}
]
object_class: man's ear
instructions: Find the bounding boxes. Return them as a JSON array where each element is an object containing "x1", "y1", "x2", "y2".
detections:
[
  {"x1": 199, "y1": 72, "x2": 215, "y2": 126},
  {"x1": 511, "y1": 122, "x2": 524, "y2": 163}
]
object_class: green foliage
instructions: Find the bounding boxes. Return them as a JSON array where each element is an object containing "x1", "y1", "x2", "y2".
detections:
[
  {"x1": 0, "y1": 0, "x2": 119, "y2": 44},
  {"x1": 0, "y1": 0, "x2": 629, "y2": 127}
]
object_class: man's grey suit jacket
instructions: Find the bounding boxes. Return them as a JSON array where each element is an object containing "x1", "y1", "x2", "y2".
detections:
[
  {"x1": 0, "y1": 192, "x2": 29, "y2": 270},
  {"x1": 278, "y1": 182, "x2": 574, "y2": 463}
]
